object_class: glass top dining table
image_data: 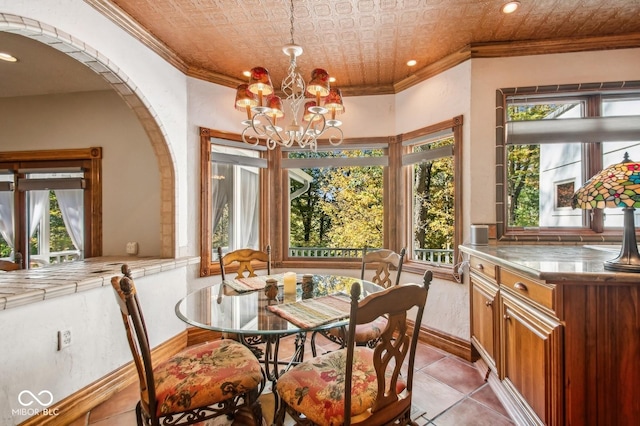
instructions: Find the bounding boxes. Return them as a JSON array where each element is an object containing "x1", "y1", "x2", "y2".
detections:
[
  {"x1": 175, "y1": 274, "x2": 383, "y2": 383},
  {"x1": 174, "y1": 274, "x2": 382, "y2": 336}
]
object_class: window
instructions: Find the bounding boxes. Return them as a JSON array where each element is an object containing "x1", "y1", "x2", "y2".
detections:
[
  {"x1": 200, "y1": 117, "x2": 462, "y2": 277},
  {"x1": 402, "y1": 117, "x2": 462, "y2": 266},
  {"x1": 200, "y1": 130, "x2": 267, "y2": 275},
  {"x1": 0, "y1": 148, "x2": 102, "y2": 268},
  {"x1": 284, "y1": 146, "x2": 386, "y2": 259},
  {"x1": 496, "y1": 81, "x2": 640, "y2": 240}
]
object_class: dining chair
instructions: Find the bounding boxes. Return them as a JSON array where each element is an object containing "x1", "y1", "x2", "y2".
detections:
[
  {"x1": 274, "y1": 270, "x2": 432, "y2": 426},
  {"x1": 218, "y1": 245, "x2": 271, "y2": 280},
  {"x1": 111, "y1": 265, "x2": 265, "y2": 426},
  {"x1": 310, "y1": 247, "x2": 406, "y2": 356},
  {"x1": 0, "y1": 259, "x2": 21, "y2": 271}
]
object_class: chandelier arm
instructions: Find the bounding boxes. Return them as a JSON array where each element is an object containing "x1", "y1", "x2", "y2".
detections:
[
  {"x1": 241, "y1": 127, "x2": 262, "y2": 146},
  {"x1": 327, "y1": 127, "x2": 345, "y2": 146}
]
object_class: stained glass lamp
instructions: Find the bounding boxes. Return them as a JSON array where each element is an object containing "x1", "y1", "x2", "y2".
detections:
[{"x1": 572, "y1": 152, "x2": 640, "y2": 272}]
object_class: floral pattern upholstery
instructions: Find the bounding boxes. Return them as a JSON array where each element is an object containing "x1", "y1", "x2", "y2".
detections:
[
  {"x1": 276, "y1": 347, "x2": 406, "y2": 426},
  {"x1": 329, "y1": 317, "x2": 387, "y2": 344},
  {"x1": 149, "y1": 339, "x2": 262, "y2": 417}
]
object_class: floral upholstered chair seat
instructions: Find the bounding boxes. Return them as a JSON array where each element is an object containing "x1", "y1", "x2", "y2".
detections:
[
  {"x1": 327, "y1": 316, "x2": 387, "y2": 346},
  {"x1": 149, "y1": 339, "x2": 263, "y2": 417},
  {"x1": 275, "y1": 347, "x2": 406, "y2": 426}
]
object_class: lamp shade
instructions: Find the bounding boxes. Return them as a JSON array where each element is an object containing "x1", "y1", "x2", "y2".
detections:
[
  {"x1": 324, "y1": 87, "x2": 345, "y2": 114},
  {"x1": 234, "y1": 84, "x2": 258, "y2": 110},
  {"x1": 248, "y1": 67, "x2": 274, "y2": 97},
  {"x1": 306, "y1": 68, "x2": 330, "y2": 99},
  {"x1": 572, "y1": 152, "x2": 640, "y2": 210},
  {"x1": 303, "y1": 101, "x2": 322, "y2": 123},
  {"x1": 266, "y1": 95, "x2": 285, "y2": 119},
  {"x1": 234, "y1": 83, "x2": 258, "y2": 120},
  {"x1": 572, "y1": 152, "x2": 640, "y2": 272}
]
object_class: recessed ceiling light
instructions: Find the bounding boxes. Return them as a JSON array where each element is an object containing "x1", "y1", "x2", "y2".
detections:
[
  {"x1": 0, "y1": 52, "x2": 18, "y2": 62},
  {"x1": 407, "y1": 59, "x2": 417, "y2": 67},
  {"x1": 242, "y1": 70, "x2": 251, "y2": 78},
  {"x1": 502, "y1": 1, "x2": 520, "y2": 14},
  {"x1": 329, "y1": 76, "x2": 336, "y2": 83}
]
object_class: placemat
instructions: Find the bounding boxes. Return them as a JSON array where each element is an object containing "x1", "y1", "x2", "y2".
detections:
[
  {"x1": 267, "y1": 293, "x2": 352, "y2": 329},
  {"x1": 223, "y1": 273, "x2": 285, "y2": 293}
]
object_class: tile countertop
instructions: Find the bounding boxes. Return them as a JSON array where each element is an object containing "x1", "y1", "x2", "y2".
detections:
[
  {"x1": 0, "y1": 256, "x2": 199, "y2": 311},
  {"x1": 459, "y1": 244, "x2": 640, "y2": 284}
]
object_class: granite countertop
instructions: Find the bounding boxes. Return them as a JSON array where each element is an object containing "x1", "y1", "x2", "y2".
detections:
[
  {"x1": 459, "y1": 244, "x2": 640, "y2": 283},
  {"x1": 0, "y1": 256, "x2": 199, "y2": 311}
]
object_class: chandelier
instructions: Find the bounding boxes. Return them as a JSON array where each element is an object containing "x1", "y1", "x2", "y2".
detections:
[{"x1": 233, "y1": 0, "x2": 345, "y2": 151}]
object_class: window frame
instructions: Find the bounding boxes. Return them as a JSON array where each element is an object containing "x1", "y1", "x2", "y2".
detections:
[
  {"x1": 200, "y1": 116, "x2": 462, "y2": 280},
  {"x1": 0, "y1": 147, "x2": 102, "y2": 267},
  {"x1": 400, "y1": 116, "x2": 463, "y2": 276},
  {"x1": 200, "y1": 128, "x2": 269, "y2": 277},
  {"x1": 495, "y1": 80, "x2": 640, "y2": 241},
  {"x1": 280, "y1": 141, "x2": 388, "y2": 264}
]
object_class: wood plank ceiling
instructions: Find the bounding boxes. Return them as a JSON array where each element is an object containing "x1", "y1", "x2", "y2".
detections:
[{"x1": 90, "y1": 1, "x2": 640, "y2": 96}]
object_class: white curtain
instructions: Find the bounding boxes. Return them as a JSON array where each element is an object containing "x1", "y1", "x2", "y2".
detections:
[
  {"x1": 239, "y1": 169, "x2": 259, "y2": 249},
  {"x1": 55, "y1": 189, "x2": 84, "y2": 255},
  {"x1": 28, "y1": 191, "x2": 48, "y2": 238},
  {"x1": 211, "y1": 163, "x2": 231, "y2": 258},
  {"x1": 0, "y1": 192, "x2": 14, "y2": 251}
]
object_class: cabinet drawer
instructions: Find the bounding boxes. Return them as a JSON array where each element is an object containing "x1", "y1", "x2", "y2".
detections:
[
  {"x1": 501, "y1": 269, "x2": 556, "y2": 313},
  {"x1": 469, "y1": 256, "x2": 497, "y2": 281}
]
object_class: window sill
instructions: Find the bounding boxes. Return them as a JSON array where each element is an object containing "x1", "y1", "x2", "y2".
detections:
[{"x1": 0, "y1": 256, "x2": 199, "y2": 311}]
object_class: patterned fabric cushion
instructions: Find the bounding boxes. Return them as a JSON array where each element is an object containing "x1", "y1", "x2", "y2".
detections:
[
  {"x1": 150, "y1": 339, "x2": 262, "y2": 417},
  {"x1": 329, "y1": 316, "x2": 387, "y2": 344},
  {"x1": 276, "y1": 347, "x2": 406, "y2": 426}
]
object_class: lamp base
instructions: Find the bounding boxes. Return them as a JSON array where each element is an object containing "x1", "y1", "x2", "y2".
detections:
[{"x1": 604, "y1": 207, "x2": 640, "y2": 273}]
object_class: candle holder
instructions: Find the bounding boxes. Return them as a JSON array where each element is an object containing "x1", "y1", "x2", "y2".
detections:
[{"x1": 264, "y1": 278, "x2": 279, "y2": 301}]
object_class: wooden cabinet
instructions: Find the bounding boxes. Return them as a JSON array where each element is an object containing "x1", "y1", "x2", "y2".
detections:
[
  {"x1": 500, "y1": 289, "x2": 562, "y2": 425},
  {"x1": 469, "y1": 256, "x2": 499, "y2": 373},
  {"x1": 464, "y1": 246, "x2": 640, "y2": 426}
]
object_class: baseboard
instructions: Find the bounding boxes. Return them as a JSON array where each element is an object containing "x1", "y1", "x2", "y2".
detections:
[
  {"x1": 413, "y1": 321, "x2": 473, "y2": 362},
  {"x1": 19, "y1": 331, "x2": 188, "y2": 426}
]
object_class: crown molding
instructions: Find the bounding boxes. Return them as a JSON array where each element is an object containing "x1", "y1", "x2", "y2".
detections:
[
  {"x1": 84, "y1": 1, "x2": 640, "y2": 97},
  {"x1": 84, "y1": 0, "x2": 188, "y2": 73}
]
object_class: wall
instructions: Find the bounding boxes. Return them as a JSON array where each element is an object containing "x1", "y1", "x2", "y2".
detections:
[
  {"x1": 0, "y1": 267, "x2": 189, "y2": 425},
  {"x1": 468, "y1": 48, "x2": 640, "y2": 227},
  {"x1": 0, "y1": 0, "x2": 189, "y2": 255},
  {"x1": 0, "y1": 90, "x2": 162, "y2": 256}
]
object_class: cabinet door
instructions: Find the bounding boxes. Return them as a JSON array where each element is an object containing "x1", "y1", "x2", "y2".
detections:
[
  {"x1": 500, "y1": 291, "x2": 563, "y2": 426},
  {"x1": 470, "y1": 274, "x2": 498, "y2": 371}
]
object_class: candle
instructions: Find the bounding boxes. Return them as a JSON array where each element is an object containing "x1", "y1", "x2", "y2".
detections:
[{"x1": 283, "y1": 272, "x2": 297, "y2": 295}]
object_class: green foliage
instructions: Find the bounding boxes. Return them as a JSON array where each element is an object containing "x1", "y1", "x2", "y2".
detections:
[
  {"x1": 413, "y1": 139, "x2": 454, "y2": 250},
  {"x1": 506, "y1": 103, "x2": 559, "y2": 227},
  {"x1": 29, "y1": 191, "x2": 75, "y2": 257},
  {"x1": 289, "y1": 144, "x2": 456, "y2": 254},
  {"x1": 289, "y1": 150, "x2": 384, "y2": 249}
]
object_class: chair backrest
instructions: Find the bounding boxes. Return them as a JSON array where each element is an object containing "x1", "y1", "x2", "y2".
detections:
[
  {"x1": 360, "y1": 247, "x2": 406, "y2": 288},
  {"x1": 344, "y1": 270, "x2": 432, "y2": 425},
  {"x1": 0, "y1": 260, "x2": 20, "y2": 271},
  {"x1": 218, "y1": 245, "x2": 271, "y2": 280},
  {"x1": 110, "y1": 265, "x2": 158, "y2": 421}
]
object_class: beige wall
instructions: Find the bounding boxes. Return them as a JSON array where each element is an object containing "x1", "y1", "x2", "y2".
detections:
[{"x1": 0, "y1": 90, "x2": 162, "y2": 256}]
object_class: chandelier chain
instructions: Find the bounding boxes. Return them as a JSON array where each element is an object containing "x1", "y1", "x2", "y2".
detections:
[{"x1": 289, "y1": 0, "x2": 295, "y2": 45}]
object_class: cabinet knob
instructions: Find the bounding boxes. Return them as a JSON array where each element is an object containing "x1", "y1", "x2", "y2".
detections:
[
  {"x1": 503, "y1": 314, "x2": 510, "y2": 320},
  {"x1": 477, "y1": 263, "x2": 484, "y2": 270},
  {"x1": 485, "y1": 300, "x2": 492, "y2": 307},
  {"x1": 514, "y1": 282, "x2": 528, "y2": 292}
]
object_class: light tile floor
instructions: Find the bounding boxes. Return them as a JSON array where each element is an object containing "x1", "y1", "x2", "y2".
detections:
[{"x1": 72, "y1": 335, "x2": 514, "y2": 425}]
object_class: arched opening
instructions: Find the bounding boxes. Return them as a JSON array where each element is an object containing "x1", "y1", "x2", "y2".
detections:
[{"x1": 0, "y1": 16, "x2": 175, "y2": 258}]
